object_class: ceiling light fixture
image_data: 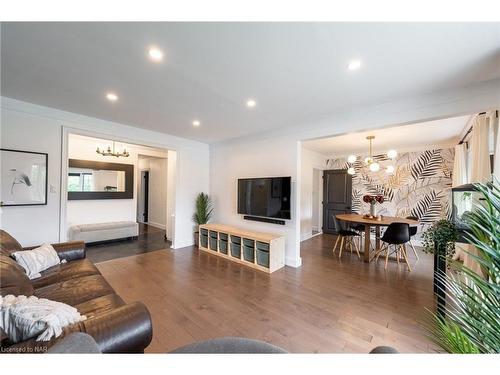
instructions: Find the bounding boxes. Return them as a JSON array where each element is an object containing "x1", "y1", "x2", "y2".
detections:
[
  {"x1": 246, "y1": 99, "x2": 257, "y2": 108},
  {"x1": 192, "y1": 120, "x2": 200, "y2": 127},
  {"x1": 106, "y1": 92, "x2": 118, "y2": 102},
  {"x1": 96, "y1": 141, "x2": 129, "y2": 158},
  {"x1": 369, "y1": 162, "x2": 380, "y2": 172},
  {"x1": 387, "y1": 149, "x2": 398, "y2": 159},
  {"x1": 148, "y1": 47, "x2": 163, "y2": 62},
  {"x1": 346, "y1": 136, "x2": 397, "y2": 176},
  {"x1": 347, "y1": 59, "x2": 362, "y2": 71}
]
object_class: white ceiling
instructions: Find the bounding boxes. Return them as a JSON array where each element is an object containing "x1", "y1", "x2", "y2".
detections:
[
  {"x1": 1, "y1": 22, "x2": 499, "y2": 143},
  {"x1": 302, "y1": 115, "x2": 471, "y2": 157}
]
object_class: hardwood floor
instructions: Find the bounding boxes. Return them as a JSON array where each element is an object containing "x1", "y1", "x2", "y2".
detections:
[
  {"x1": 96, "y1": 233, "x2": 438, "y2": 353},
  {"x1": 87, "y1": 223, "x2": 170, "y2": 263}
]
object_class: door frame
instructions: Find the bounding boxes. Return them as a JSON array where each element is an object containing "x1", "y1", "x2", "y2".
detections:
[{"x1": 138, "y1": 169, "x2": 150, "y2": 223}]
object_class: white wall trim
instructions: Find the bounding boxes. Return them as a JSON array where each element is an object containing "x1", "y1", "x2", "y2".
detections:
[
  {"x1": 286, "y1": 256, "x2": 302, "y2": 268},
  {"x1": 147, "y1": 221, "x2": 166, "y2": 230}
]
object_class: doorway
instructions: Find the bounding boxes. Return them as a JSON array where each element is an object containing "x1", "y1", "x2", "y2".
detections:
[
  {"x1": 139, "y1": 170, "x2": 150, "y2": 223},
  {"x1": 322, "y1": 169, "x2": 352, "y2": 234}
]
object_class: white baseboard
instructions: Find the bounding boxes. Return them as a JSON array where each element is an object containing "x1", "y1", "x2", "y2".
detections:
[
  {"x1": 285, "y1": 256, "x2": 302, "y2": 268},
  {"x1": 300, "y1": 230, "x2": 323, "y2": 242},
  {"x1": 146, "y1": 221, "x2": 166, "y2": 230}
]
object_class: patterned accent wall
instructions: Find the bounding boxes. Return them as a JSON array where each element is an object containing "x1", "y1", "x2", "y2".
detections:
[{"x1": 326, "y1": 148, "x2": 454, "y2": 238}]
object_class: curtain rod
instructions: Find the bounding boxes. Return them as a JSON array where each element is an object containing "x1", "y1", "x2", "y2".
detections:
[{"x1": 458, "y1": 110, "x2": 498, "y2": 145}]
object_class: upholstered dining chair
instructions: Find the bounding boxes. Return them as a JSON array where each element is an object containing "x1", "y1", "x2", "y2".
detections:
[
  {"x1": 332, "y1": 215, "x2": 361, "y2": 259},
  {"x1": 374, "y1": 222, "x2": 412, "y2": 271},
  {"x1": 406, "y1": 216, "x2": 420, "y2": 260}
]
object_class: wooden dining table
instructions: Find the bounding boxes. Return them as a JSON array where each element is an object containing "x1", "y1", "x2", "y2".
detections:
[{"x1": 335, "y1": 213, "x2": 419, "y2": 263}]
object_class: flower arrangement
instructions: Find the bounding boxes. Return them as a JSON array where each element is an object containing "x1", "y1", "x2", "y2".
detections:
[{"x1": 362, "y1": 194, "x2": 384, "y2": 204}]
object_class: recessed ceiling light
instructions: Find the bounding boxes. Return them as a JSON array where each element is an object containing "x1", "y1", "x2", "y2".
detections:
[
  {"x1": 106, "y1": 92, "x2": 118, "y2": 102},
  {"x1": 148, "y1": 47, "x2": 163, "y2": 62},
  {"x1": 246, "y1": 99, "x2": 257, "y2": 108},
  {"x1": 347, "y1": 59, "x2": 362, "y2": 71},
  {"x1": 192, "y1": 120, "x2": 201, "y2": 127}
]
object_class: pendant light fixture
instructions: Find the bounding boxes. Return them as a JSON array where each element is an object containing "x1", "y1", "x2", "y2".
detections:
[
  {"x1": 96, "y1": 141, "x2": 130, "y2": 158},
  {"x1": 345, "y1": 135, "x2": 397, "y2": 175}
]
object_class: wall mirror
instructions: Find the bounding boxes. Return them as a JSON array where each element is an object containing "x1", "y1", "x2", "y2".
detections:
[{"x1": 68, "y1": 159, "x2": 133, "y2": 200}]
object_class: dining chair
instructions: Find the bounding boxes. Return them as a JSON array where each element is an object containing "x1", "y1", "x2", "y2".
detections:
[
  {"x1": 332, "y1": 215, "x2": 361, "y2": 259},
  {"x1": 373, "y1": 222, "x2": 412, "y2": 271},
  {"x1": 406, "y1": 216, "x2": 420, "y2": 260}
]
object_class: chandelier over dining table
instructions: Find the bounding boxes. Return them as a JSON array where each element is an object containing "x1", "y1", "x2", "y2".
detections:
[{"x1": 346, "y1": 135, "x2": 397, "y2": 175}]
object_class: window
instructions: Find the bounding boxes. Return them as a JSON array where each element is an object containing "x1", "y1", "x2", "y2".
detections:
[{"x1": 68, "y1": 172, "x2": 93, "y2": 192}]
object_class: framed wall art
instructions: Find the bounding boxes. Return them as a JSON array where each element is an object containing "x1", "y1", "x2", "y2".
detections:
[{"x1": 1, "y1": 148, "x2": 48, "y2": 206}]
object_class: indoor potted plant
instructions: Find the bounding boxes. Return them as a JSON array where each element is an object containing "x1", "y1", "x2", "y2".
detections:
[
  {"x1": 192, "y1": 192, "x2": 213, "y2": 246},
  {"x1": 421, "y1": 218, "x2": 458, "y2": 311},
  {"x1": 362, "y1": 194, "x2": 384, "y2": 217},
  {"x1": 422, "y1": 181, "x2": 499, "y2": 353}
]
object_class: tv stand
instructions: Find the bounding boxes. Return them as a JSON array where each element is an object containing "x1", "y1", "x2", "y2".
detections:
[
  {"x1": 243, "y1": 216, "x2": 285, "y2": 225},
  {"x1": 198, "y1": 224, "x2": 285, "y2": 273}
]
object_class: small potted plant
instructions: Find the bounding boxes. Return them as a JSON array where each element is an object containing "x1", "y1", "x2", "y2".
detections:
[
  {"x1": 422, "y1": 219, "x2": 458, "y2": 311},
  {"x1": 362, "y1": 194, "x2": 384, "y2": 217},
  {"x1": 192, "y1": 193, "x2": 214, "y2": 246}
]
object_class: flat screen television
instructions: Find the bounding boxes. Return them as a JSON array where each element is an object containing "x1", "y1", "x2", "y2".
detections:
[{"x1": 237, "y1": 177, "x2": 291, "y2": 220}]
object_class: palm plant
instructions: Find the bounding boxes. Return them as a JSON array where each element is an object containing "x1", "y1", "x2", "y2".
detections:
[
  {"x1": 192, "y1": 192, "x2": 214, "y2": 226},
  {"x1": 423, "y1": 180, "x2": 500, "y2": 353}
]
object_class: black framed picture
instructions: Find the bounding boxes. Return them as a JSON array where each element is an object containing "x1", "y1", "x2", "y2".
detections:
[{"x1": 0, "y1": 148, "x2": 48, "y2": 206}]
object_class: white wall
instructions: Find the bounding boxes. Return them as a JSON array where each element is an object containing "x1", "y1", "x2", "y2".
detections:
[
  {"x1": 311, "y1": 168, "x2": 322, "y2": 232},
  {"x1": 166, "y1": 150, "x2": 176, "y2": 241},
  {"x1": 138, "y1": 156, "x2": 167, "y2": 229},
  {"x1": 0, "y1": 97, "x2": 209, "y2": 248},
  {"x1": 210, "y1": 136, "x2": 302, "y2": 267},
  {"x1": 210, "y1": 79, "x2": 500, "y2": 267},
  {"x1": 300, "y1": 147, "x2": 327, "y2": 241}
]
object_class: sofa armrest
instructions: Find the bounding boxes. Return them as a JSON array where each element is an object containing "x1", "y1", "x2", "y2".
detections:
[
  {"x1": 23, "y1": 241, "x2": 86, "y2": 261},
  {"x1": 78, "y1": 302, "x2": 152, "y2": 353}
]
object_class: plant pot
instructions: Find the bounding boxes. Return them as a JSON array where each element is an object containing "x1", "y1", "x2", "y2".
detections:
[{"x1": 194, "y1": 231, "x2": 199, "y2": 247}]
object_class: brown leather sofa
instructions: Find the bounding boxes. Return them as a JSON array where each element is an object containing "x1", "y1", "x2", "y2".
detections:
[{"x1": 0, "y1": 230, "x2": 152, "y2": 353}]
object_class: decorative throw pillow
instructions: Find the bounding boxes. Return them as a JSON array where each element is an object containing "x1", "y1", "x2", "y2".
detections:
[
  {"x1": 11, "y1": 243, "x2": 64, "y2": 279},
  {"x1": 0, "y1": 295, "x2": 86, "y2": 343}
]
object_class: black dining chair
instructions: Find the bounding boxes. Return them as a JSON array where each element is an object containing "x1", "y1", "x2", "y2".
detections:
[
  {"x1": 374, "y1": 222, "x2": 412, "y2": 271},
  {"x1": 406, "y1": 216, "x2": 420, "y2": 260},
  {"x1": 332, "y1": 215, "x2": 361, "y2": 259}
]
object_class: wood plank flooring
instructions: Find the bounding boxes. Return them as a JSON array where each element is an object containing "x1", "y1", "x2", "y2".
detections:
[
  {"x1": 95, "y1": 233, "x2": 438, "y2": 353},
  {"x1": 86, "y1": 223, "x2": 170, "y2": 263}
]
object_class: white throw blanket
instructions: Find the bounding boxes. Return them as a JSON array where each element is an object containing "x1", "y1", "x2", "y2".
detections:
[
  {"x1": 11, "y1": 243, "x2": 65, "y2": 279},
  {"x1": 0, "y1": 295, "x2": 86, "y2": 342}
]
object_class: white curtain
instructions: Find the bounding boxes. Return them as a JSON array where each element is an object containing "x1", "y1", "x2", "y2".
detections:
[
  {"x1": 452, "y1": 144, "x2": 468, "y2": 187},
  {"x1": 492, "y1": 111, "x2": 500, "y2": 180},
  {"x1": 469, "y1": 114, "x2": 491, "y2": 183}
]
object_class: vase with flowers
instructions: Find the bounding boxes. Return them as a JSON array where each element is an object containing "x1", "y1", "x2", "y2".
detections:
[{"x1": 363, "y1": 194, "x2": 384, "y2": 217}]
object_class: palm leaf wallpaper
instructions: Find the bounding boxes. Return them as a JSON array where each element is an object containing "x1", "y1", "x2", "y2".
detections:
[{"x1": 326, "y1": 148, "x2": 454, "y2": 238}]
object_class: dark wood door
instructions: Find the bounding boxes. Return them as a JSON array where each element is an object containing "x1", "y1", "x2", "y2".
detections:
[{"x1": 322, "y1": 169, "x2": 352, "y2": 234}]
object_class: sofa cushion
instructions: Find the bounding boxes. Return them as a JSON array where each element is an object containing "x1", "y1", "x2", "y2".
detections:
[
  {"x1": 34, "y1": 274, "x2": 114, "y2": 307},
  {"x1": 0, "y1": 230, "x2": 23, "y2": 257},
  {"x1": 0, "y1": 254, "x2": 34, "y2": 297},
  {"x1": 74, "y1": 293, "x2": 125, "y2": 319},
  {"x1": 30, "y1": 259, "x2": 100, "y2": 289},
  {"x1": 72, "y1": 221, "x2": 138, "y2": 233}
]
